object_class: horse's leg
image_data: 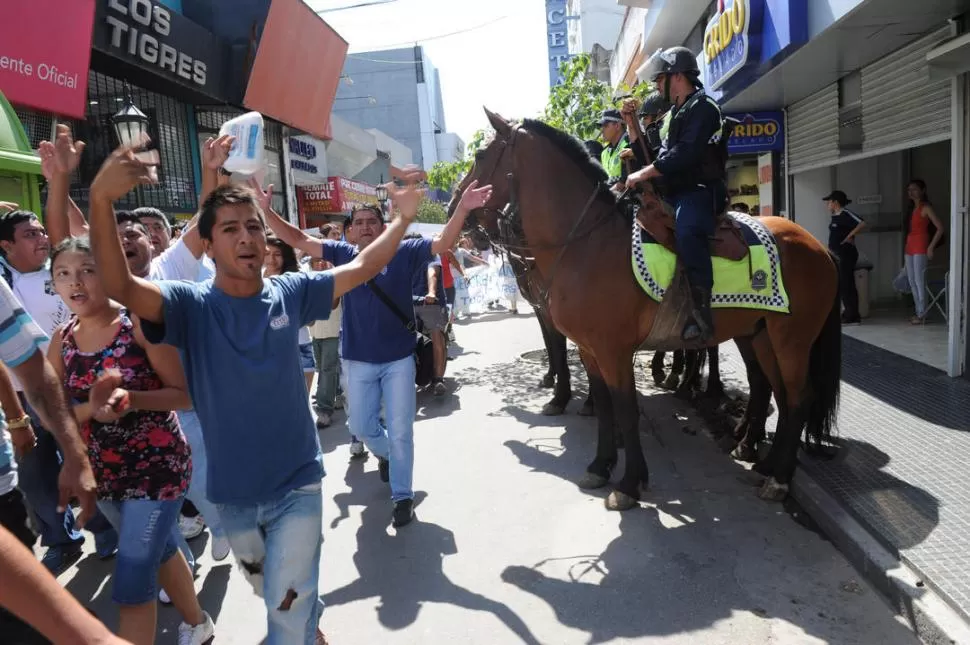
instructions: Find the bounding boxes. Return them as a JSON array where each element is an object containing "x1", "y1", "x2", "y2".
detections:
[
  {"x1": 663, "y1": 349, "x2": 685, "y2": 390},
  {"x1": 602, "y1": 354, "x2": 648, "y2": 511},
  {"x1": 728, "y1": 337, "x2": 772, "y2": 462},
  {"x1": 674, "y1": 350, "x2": 699, "y2": 400},
  {"x1": 577, "y1": 353, "x2": 616, "y2": 489},
  {"x1": 536, "y1": 314, "x2": 556, "y2": 389},
  {"x1": 705, "y1": 346, "x2": 724, "y2": 399},
  {"x1": 745, "y1": 331, "x2": 788, "y2": 480},
  {"x1": 541, "y1": 325, "x2": 572, "y2": 416},
  {"x1": 651, "y1": 351, "x2": 666, "y2": 386},
  {"x1": 578, "y1": 376, "x2": 596, "y2": 417},
  {"x1": 758, "y1": 288, "x2": 842, "y2": 501}
]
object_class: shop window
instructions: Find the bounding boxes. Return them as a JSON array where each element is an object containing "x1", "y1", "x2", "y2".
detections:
[{"x1": 12, "y1": 107, "x2": 54, "y2": 149}]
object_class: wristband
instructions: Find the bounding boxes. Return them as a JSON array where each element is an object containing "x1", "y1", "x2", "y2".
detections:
[{"x1": 7, "y1": 414, "x2": 31, "y2": 430}]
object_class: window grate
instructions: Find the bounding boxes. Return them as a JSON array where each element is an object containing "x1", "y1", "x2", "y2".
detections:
[
  {"x1": 12, "y1": 107, "x2": 54, "y2": 149},
  {"x1": 49, "y1": 71, "x2": 199, "y2": 213}
]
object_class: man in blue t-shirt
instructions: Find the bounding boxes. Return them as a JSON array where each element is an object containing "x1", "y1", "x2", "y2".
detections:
[
  {"x1": 264, "y1": 181, "x2": 492, "y2": 528},
  {"x1": 86, "y1": 141, "x2": 428, "y2": 645}
]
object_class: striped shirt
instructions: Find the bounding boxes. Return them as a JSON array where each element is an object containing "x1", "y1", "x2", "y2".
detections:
[{"x1": 0, "y1": 278, "x2": 48, "y2": 494}]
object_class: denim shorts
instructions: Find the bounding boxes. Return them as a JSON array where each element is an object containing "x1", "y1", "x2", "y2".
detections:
[
  {"x1": 299, "y1": 342, "x2": 316, "y2": 374},
  {"x1": 97, "y1": 498, "x2": 183, "y2": 605}
]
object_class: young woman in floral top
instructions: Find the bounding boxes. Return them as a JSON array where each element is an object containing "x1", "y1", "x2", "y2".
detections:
[{"x1": 46, "y1": 237, "x2": 214, "y2": 645}]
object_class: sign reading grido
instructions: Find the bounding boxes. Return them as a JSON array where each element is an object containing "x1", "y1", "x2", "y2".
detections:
[
  {"x1": 94, "y1": 0, "x2": 228, "y2": 98},
  {"x1": 726, "y1": 111, "x2": 784, "y2": 154},
  {"x1": 704, "y1": 0, "x2": 762, "y2": 90}
]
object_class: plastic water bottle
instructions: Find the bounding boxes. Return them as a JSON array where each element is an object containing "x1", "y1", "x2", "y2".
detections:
[{"x1": 218, "y1": 111, "x2": 265, "y2": 175}]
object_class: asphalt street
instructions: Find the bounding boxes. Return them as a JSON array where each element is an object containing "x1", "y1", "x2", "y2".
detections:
[{"x1": 56, "y1": 307, "x2": 920, "y2": 644}]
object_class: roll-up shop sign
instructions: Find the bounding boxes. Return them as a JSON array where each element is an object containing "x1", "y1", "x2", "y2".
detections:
[{"x1": 93, "y1": 0, "x2": 228, "y2": 99}]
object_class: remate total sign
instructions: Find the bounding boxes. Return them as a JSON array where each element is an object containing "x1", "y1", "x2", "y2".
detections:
[
  {"x1": 1, "y1": 1, "x2": 96, "y2": 118},
  {"x1": 297, "y1": 177, "x2": 380, "y2": 229}
]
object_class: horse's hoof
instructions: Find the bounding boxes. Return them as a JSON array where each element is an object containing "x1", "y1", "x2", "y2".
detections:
[
  {"x1": 731, "y1": 443, "x2": 758, "y2": 463},
  {"x1": 717, "y1": 435, "x2": 738, "y2": 454},
  {"x1": 541, "y1": 402, "x2": 566, "y2": 416},
  {"x1": 578, "y1": 472, "x2": 609, "y2": 489},
  {"x1": 539, "y1": 374, "x2": 555, "y2": 389},
  {"x1": 736, "y1": 470, "x2": 766, "y2": 487},
  {"x1": 758, "y1": 477, "x2": 789, "y2": 502},
  {"x1": 605, "y1": 490, "x2": 639, "y2": 511},
  {"x1": 662, "y1": 374, "x2": 681, "y2": 390},
  {"x1": 578, "y1": 401, "x2": 595, "y2": 417}
]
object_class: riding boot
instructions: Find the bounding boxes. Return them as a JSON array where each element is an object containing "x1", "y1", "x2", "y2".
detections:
[{"x1": 682, "y1": 285, "x2": 714, "y2": 343}]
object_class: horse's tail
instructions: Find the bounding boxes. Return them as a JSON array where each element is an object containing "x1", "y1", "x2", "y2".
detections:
[{"x1": 804, "y1": 251, "x2": 842, "y2": 452}]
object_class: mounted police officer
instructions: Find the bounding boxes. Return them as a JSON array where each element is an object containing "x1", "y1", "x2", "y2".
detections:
[
  {"x1": 625, "y1": 46, "x2": 729, "y2": 344},
  {"x1": 597, "y1": 109, "x2": 631, "y2": 191}
]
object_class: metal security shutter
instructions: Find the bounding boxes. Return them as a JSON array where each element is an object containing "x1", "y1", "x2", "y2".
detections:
[
  {"x1": 787, "y1": 83, "x2": 839, "y2": 174},
  {"x1": 862, "y1": 25, "x2": 954, "y2": 152}
]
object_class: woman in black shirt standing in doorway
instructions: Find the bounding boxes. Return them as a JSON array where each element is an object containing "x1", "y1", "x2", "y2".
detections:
[{"x1": 824, "y1": 190, "x2": 867, "y2": 325}]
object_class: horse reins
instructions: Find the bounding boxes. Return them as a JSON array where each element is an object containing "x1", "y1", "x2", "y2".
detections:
[{"x1": 472, "y1": 123, "x2": 615, "y2": 306}]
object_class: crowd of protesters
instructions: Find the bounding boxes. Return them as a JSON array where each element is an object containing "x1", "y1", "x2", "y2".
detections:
[{"x1": 0, "y1": 123, "x2": 492, "y2": 645}]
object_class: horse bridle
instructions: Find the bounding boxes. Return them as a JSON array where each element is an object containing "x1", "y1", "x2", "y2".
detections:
[{"x1": 468, "y1": 123, "x2": 613, "y2": 305}]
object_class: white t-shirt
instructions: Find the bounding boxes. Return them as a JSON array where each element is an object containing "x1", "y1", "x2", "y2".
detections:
[
  {"x1": 0, "y1": 258, "x2": 70, "y2": 392},
  {"x1": 149, "y1": 238, "x2": 203, "y2": 282}
]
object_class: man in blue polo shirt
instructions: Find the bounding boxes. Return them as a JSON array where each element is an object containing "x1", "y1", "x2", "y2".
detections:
[
  {"x1": 265, "y1": 180, "x2": 492, "y2": 527},
  {"x1": 87, "y1": 140, "x2": 427, "y2": 645}
]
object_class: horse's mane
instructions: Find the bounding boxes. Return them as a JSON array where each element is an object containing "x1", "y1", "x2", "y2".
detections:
[{"x1": 520, "y1": 119, "x2": 617, "y2": 206}]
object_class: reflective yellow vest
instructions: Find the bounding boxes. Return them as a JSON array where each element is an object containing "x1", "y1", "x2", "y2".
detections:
[{"x1": 600, "y1": 137, "x2": 630, "y2": 179}]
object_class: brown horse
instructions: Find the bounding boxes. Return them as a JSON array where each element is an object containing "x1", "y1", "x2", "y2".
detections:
[{"x1": 451, "y1": 110, "x2": 841, "y2": 511}]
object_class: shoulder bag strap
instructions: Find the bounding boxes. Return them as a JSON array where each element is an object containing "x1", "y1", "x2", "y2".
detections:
[{"x1": 365, "y1": 280, "x2": 430, "y2": 341}]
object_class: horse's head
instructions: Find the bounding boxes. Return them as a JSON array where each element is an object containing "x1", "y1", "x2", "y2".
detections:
[{"x1": 447, "y1": 108, "x2": 518, "y2": 238}]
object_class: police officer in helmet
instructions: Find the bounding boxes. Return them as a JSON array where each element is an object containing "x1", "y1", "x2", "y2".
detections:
[{"x1": 625, "y1": 46, "x2": 728, "y2": 344}]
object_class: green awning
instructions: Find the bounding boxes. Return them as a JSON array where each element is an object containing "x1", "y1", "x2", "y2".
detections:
[{"x1": 0, "y1": 149, "x2": 42, "y2": 175}]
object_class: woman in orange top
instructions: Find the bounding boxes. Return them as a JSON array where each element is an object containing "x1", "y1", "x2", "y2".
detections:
[{"x1": 904, "y1": 179, "x2": 944, "y2": 324}]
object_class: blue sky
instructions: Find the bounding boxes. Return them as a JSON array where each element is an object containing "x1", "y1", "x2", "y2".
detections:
[{"x1": 307, "y1": 0, "x2": 550, "y2": 147}]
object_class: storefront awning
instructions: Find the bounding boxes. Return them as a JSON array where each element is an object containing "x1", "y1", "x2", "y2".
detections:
[{"x1": 243, "y1": 0, "x2": 348, "y2": 141}]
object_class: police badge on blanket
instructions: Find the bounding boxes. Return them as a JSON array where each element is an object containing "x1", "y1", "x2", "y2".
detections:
[{"x1": 631, "y1": 213, "x2": 791, "y2": 313}]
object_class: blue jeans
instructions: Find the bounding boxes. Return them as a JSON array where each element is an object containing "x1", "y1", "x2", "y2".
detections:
[
  {"x1": 345, "y1": 356, "x2": 416, "y2": 501},
  {"x1": 217, "y1": 482, "x2": 323, "y2": 645},
  {"x1": 670, "y1": 186, "x2": 718, "y2": 290},
  {"x1": 178, "y1": 410, "x2": 224, "y2": 539},
  {"x1": 97, "y1": 498, "x2": 183, "y2": 605},
  {"x1": 312, "y1": 338, "x2": 340, "y2": 414},
  {"x1": 17, "y1": 399, "x2": 116, "y2": 548}
]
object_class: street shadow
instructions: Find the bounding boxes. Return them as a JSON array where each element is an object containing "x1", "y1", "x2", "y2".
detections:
[
  {"x1": 501, "y1": 431, "x2": 921, "y2": 645},
  {"x1": 800, "y1": 438, "x2": 940, "y2": 554},
  {"x1": 323, "y1": 492, "x2": 542, "y2": 644},
  {"x1": 840, "y1": 335, "x2": 970, "y2": 431}
]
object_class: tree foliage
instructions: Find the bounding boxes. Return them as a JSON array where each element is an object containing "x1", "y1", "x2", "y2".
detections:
[
  {"x1": 426, "y1": 128, "x2": 491, "y2": 193},
  {"x1": 426, "y1": 55, "x2": 653, "y2": 191},
  {"x1": 543, "y1": 53, "x2": 654, "y2": 142},
  {"x1": 416, "y1": 198, "x2": 448, "y2": 224}
]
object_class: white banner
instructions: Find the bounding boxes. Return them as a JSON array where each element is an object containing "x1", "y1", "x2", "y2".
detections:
[{"x1": 453, "y1": 256, "x2": 521, "y2": 315}]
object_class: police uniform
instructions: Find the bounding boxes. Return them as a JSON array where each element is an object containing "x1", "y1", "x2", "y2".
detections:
[
  {"x1": 629, "y1": 92, "x2": 672, "y2": 167},
  {"x1": 636, "y1": 46, "x2": 729, "y2": 342},
  {"x1": 596, "y1": 109, "x2": 632, "y2": 184},
  {"x1": 824, "y1": 190, "x2": 864, "y2": 323}
]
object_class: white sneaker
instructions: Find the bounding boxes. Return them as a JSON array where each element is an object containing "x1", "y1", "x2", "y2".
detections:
[
  {"x1": 211, "y1": 535, "x2": 231, "y2": 562},
  {"x1": 178, "y1": 514, "x2": 205, "y2": 540},
  {"x1": 178, "y1": 611, "x2": 215, "y2": 645},
  {"x1": 159, "y1": 588, "x2": 171, "y2": 604}
]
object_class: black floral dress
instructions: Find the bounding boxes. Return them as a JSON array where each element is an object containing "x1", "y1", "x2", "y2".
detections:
[{"x1": 61, "y1": 310, "x2": 190, "y2": 501}]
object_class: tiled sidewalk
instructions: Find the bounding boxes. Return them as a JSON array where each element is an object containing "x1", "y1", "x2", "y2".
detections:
[{"x1": 718, "y1": 336, "x2": 970, "y2": 622}]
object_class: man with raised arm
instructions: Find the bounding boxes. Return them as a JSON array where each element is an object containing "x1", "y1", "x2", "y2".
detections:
[
  {"x1": 87, "y1": 139, "x2": 424, "y2": 645},
  {"x1": 258, "y1": 177, "x2": 492, "y2": 528}
]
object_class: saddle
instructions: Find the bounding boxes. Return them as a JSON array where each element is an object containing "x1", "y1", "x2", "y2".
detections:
[{"x1": 635, "y1": 196, "x2": 748, "y2": 262}]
